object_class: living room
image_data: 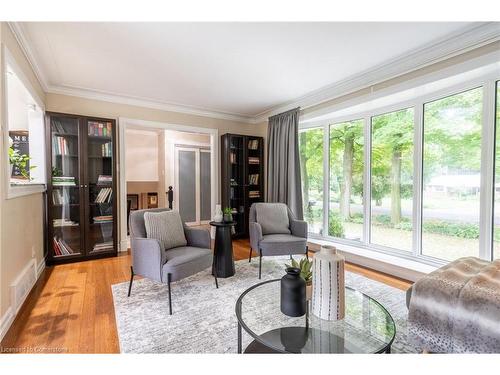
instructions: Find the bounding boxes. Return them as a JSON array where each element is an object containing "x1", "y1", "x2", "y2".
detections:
[{"x1": 1, "y1": 1, "x2": 499, "y2": 373}]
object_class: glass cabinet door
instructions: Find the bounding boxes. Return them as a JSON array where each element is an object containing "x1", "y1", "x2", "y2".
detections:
[
  {"x1": 50, "y1": 116, "x2": 82, "y2": 257},
  {"x1": 229, "y1": 135, "x2": 245, "y2": 236},
  {"x1": 86, "y1": 120, "x2": 114, "y2": 254}
]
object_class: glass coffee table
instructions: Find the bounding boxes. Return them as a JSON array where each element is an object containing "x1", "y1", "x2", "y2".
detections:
[{"x1": 235, "y1": 279, "x2": 395, "y2": 353}]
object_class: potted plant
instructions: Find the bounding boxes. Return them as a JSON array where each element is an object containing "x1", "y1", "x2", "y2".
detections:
[
  {"x1": 223, "y1": 207, "x2": 233, "y2": 223},
  {"x1": 9, "y1": 147, "x2": 35, "y2": 180},
  {"x1": 285, "y1": 256, "x2": 313, "y2": 300}
]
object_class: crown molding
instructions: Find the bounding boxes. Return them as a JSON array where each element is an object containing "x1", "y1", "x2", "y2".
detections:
[
  {"x1": 8, "y1": 22, "x2": 500, "y2": 125},
  {"x1": 253, "y1": 22, "x2": 500, "y2": 123},
  {"x1": 45, "y1": 84, "x2": 256, "y2": 123}
]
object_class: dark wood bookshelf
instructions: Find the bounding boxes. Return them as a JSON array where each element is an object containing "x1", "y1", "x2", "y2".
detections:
[
  {"x1": 46, "y1": 112, "x2": 117, "y2": 265},
  {"x1": 221, "y1": 133, "x2": 264, "y2": 238}
]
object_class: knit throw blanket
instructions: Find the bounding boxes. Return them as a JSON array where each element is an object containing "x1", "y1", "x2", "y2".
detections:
[{"x1": 408, "y1": 257, "x2": 500, "y2": 353}]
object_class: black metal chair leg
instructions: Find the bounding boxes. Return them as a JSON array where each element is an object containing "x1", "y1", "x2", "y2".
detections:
[
  {"x1": 167, "y1": 273, "x2": 172, "y2": 315},
  {"x1": 248, "y1": 247, "x2": 252, "y2": 263},
  {"x1": 127, "y1": 266, "x2": 134, "y2": 297},
  {"x1": 289, "y1": 254, "x2": 293, "y2": 260},
  {"x1": 212, "y1": 251, "x2": 219, "y2": 289},
  {"x1": 305, "y1": 246, "x2": 309, "y2": 260},
  {"x1": 258, "y1": 251, "x2": 262, "y2": 279}
]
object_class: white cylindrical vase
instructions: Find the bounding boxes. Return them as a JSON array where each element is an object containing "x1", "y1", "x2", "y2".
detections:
[{"x1": 311, "y1": 245, "x2": 345, "y2": 321}]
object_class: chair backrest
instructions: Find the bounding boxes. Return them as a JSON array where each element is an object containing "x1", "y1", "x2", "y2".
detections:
[
  {"x1": 249, "y1": 203, "x2": 295, "y2": 234},
  {"x1": 129, "y1": 207, "x2": 171, "y2": 239}
]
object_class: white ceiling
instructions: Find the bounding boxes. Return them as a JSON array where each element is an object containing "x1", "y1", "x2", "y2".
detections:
[{"x1": 16, "y1": 22, "x2": 487, "y2": 121}]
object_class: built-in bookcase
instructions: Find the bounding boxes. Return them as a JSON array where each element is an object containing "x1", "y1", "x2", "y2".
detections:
[
  {"x1": 46, "y1": 112, "x2": 117, "y2": 264},
  {"x1": 221, "y1": 133, "x2": 264, "y2": 238}
]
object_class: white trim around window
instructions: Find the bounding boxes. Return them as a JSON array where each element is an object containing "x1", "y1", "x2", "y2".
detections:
[
  {"x1": 300, "y1": 63, "x2": 500, "y2": 268},
  {"x1": 1, "y1": 44, "x2": 46, "y2": 200}
]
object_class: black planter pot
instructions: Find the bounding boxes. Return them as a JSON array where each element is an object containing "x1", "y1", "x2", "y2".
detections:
[{"x1": 280, "y1": 267, "x2": 306, "y2": 317}]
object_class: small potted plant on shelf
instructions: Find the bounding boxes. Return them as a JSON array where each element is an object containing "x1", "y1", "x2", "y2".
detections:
[
  {"x1": 285, "y1": 256, "x2": 313, "y2": 300},
  {"x1": 9, "y1": 137, "x2": 35, "y2": 180},
  {"x1": 223, "y1": 207, "x2": 233, "y2": 223}
]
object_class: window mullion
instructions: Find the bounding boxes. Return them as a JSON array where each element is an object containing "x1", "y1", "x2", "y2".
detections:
[
  {"x1": 322, "y1": 124, "x2": 329, "y2": 238},
  {"x1": 413, "y1": 102, "x2": 424, "y2": 257},
  {"x1": 479, "y1": 81, "x2": 496, "y2": 261},
  {"x1": 363, "y1": 116, "x2": 371, "y2": 245}
]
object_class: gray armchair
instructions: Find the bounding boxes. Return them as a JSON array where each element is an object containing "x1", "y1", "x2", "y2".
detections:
[
  {"x1": 128, "y1": 208, "x2": 216, "y2": 315},
  {"x1": 249, "y1": 203, "x2": 308, "y2": 279}
]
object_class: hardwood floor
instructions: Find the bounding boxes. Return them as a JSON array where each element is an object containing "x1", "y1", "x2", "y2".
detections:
[{"x1": 1, "y1": 239, "x2": 412, "y2": 353}]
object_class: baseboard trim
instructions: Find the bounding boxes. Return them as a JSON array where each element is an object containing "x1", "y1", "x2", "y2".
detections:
[
  {"x1": 0, "y1": 307, "x2": 14, "y2": 342},
  {"x1": 0, "y1": 256, "x2": 46, "y2": 342}
]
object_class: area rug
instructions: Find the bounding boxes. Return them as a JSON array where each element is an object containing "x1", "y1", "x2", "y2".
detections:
[{"x1": 112, "y1": 256, "x2": 417, "y2": 353}]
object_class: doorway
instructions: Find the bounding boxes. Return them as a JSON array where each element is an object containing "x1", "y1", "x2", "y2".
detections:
[{"x1": 119, "y1": 118, "x2": 218, "y2": 251}]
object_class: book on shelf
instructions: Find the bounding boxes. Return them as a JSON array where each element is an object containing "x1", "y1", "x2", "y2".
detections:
[
  {"x1": 248, "y1": 174, "x2": 259, "y2": 185},
  {"x1": 88, "y1": 121, "x2": 112, "y2": 137},
  {"x1": 53, "y1": 218, "x2": 79, "y2": 227},
  {"x1": 93, "y1": 215, "x2": 113, "y2": 223},
  {"x1": 230, "y1": 152, "x2": 237, "y2": 164},
  {"x1": 53, "y1": 136, "x2": 69, "y2": 155},
  {"x1": 97, "y1": 175, "x2": 112, "y2": 185},
  {"x1": 95, "y1": 187, "x2": 113, "y2": 203},
  {"x1": 248, "y1": 139, "x2": 259, "y2": 150},
  {"x1": 53, "y1": 236, "x2": 75, "y2": 255},
  {"x1": 248, "y1": 190, "x2": 261, "y2": 198},
  {"x1": 52, "y1": 189, "x2": 70, "y2": 205},
  {"x1": 52, "y1": 176, "x2": 76, "y2": 186},
  {"x1": 92, "y1": 241, "x2": 113, "y2": 252},
  {"x1": 101, "y1": 142, "x2": 112, "y2": 157},
  {"x1": 248, "y1": 157, "x2": 260, "y2": 164},
  {"x1": 53, "y1": 236, "x2": 76, "y2": 256}
]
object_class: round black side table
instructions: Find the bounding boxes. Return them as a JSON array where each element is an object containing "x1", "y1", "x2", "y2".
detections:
[{"x1": 209, "y1": 221, "x2": 236, "y2": 278}]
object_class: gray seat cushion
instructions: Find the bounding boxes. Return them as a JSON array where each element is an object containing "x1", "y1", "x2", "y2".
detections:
[
  {"x1": 162, "y1": 246, "x2": 213, "y2": 282},
  {"x1": 259, "y1": 234, "x2": 307, "y2": 256},
  {"x1": 255, "y1": 203, "x2": 291, "y2": 235},
  {"x1": 144, "y1": 210, "x2": 187, "y2": 250}
]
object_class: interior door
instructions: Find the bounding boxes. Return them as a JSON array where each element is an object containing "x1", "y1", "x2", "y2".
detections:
[{"x1": 175, "y1": 146, "x2": 211, "y2": 225}]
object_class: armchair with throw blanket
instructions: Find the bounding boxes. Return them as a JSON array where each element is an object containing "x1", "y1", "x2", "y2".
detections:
[
  {"x1": 249, "y1": 203, "x2": 308, "y2": 279},
  {"x1": 128, "y1": 208, "x2": 217, "y2": 315}
]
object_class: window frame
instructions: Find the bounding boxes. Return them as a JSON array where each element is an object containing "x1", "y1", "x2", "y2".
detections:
[
  {"x1": 1, "y1": 44, "x2": 46, "y2": 199},
  {"x1": 300, "y1": 69, "x2": 500, "y2": 267}
]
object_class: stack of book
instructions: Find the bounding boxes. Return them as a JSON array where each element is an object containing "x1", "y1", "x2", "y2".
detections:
[
  {"x1": 102, "y1": 142, "x2": 112, "y2": 157},
  {"x1": 53, "y1": 237, "x2": 76, "y2": 256},
  {"x1": 53, "y1": 218, "x2": 78, "y2": 227},
  {"x1": 249, "y1": 174, "x2": 259, "y2": 185},
  {"x1": 95, "y1": 187, "x2": 113, "y2": 203},
  {"x1": 92, "y1": 241, "x2": 113, "y2": 252},
  {"x1": 93, "y1": 215, "x2": 113, "y2": 224},
  {"x1": 97, "y1": 175, "x2": 112, "y2": 185},
  {"x1": 248, "y1": 157, "x2": 260, "y2": 164},
  {"x1": 53, "y1": 136, "x2": 69, "y2": 155},
  {"x1": 89, "y1": 121, "x2": 112, "y2": 137},
  {"x1": 249, "y1": 190, "x2": 261, "y2": 198},
  {"x1": 52, "y1": 176, "x2": 76, "y2": 186},
  {"x1": 248, "y1": 139, "x2": 259, "y2": 150},
  {"x1": 52, "y1": 189, "x2": 70, "y2": 205}
]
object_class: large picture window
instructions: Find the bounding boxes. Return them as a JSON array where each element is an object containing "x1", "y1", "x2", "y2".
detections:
[
  {"x1": 299, "y1": 68, "x2": 499, "y2": 267},
  {"x1": 371, "y1": 108, "x2": 414, "y2": 251},
  {"x1": 422, "y1": 87, "x2": 483, "y2": 261},
  {"x1": 329, "y1": 119, "x2": 364, "y2": 241},
  {"x1": 299, "y1": 127, "x2": 324, "y2": 235}
]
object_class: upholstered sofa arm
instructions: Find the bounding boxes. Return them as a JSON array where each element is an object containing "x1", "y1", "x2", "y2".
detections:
[
  {"x1": 184, "y1": 226, "x2": 211, "y2": 249},
  {"x1": 290, "y1": 219, "x2": 308, "y2": 239},
  {"x1": 130, "y1": 237, "x2": 164, "y2": 282},
  {"x1": 249, "y1": 222, "x2": 263, "y2": 251}
]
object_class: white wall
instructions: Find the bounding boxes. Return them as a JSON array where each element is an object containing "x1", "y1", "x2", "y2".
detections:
[{"x1": 125, "y1": 128, "x2": 159, "y2": 182}]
